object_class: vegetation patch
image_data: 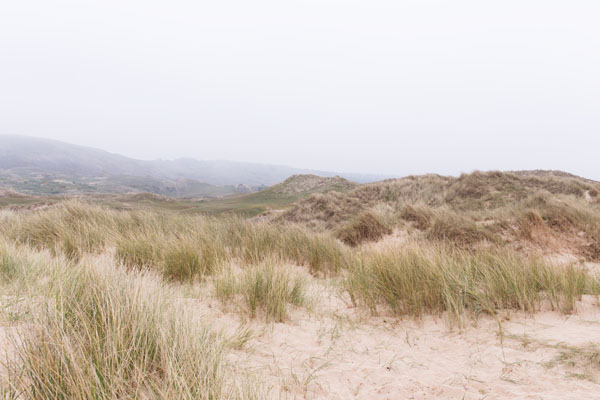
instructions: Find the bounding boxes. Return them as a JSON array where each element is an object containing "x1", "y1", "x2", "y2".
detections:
[
  {"x1": 553, "y1": 344, "x2": 600, "y2": 381},
  {"x1": 214, "y1": 260, "x2": 306, "y2": 322},
  {"x1": 116, "y1": 233, "x2": 226, "y2": 282},
  {"x1": 345, "y1": 246, "x2": 600, "y2": 326},
  {"x1": 1, "y1": 247, "x2": 259, "y2": 399},
  {"x1": 427, "y1": 212, "x2": 497, "y2": 246},
  {"x1": 583, "y1": 242, "x2": 600, "y2": 262},
  {"x1": 399, "y1": 204, "x2": 432, "y2": 230},
  {"x1": 518, "y1": 210, "x2": 548, "y2": 241},
  {"x1": 336, "y1": 211, "x2": 392, "y2": 247}
]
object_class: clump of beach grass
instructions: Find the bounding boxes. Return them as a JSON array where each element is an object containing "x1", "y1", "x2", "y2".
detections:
[
  {"x1": 214, "y1": 259, "x2": 306, "y2": 322},
  {"x1": 0, "y1": 245, "x2": 261, "y2": 399},
  {"x1": 344, "y1": 245, "x2": 600, "y2": 327},
  {"x1": 115, "y1": 231, "x2": 227, "y2": 282}
]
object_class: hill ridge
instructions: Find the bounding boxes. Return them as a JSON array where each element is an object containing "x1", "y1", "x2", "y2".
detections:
[{"x1": 0, "y1": 135, "x2": 391, "y2": 196}]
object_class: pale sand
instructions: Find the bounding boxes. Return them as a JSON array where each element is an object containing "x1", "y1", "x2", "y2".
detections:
[
  {"x1": 194, "y1": 276, "x2": 600, "y2": 400},
  {"x1": 3, "y1": 259, "x2": 599, "y2": 399}
]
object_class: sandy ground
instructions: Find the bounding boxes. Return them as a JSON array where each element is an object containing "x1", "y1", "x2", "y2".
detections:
[
  {"x1": 193, "y1": 274, "x2": 600, "y2": 400},
  {"x1": 4, "y1": 286, "x2": 600, "y2": 399},
  {"x1": 3, "y1": 255, "x2": 599, "y2": 399}
]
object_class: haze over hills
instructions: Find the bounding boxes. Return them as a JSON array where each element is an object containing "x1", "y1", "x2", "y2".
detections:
[
  {"x1": 190, "y1": 174, "x2": 359, "y2": 216},
  {"x1": 0, "y1": 135, "x2": 391, "y2": 197}
]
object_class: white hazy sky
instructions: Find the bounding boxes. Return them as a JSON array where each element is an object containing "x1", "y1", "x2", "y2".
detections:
[{"x1": 0, "y1": 1, "x2": 599, "y2": 179}]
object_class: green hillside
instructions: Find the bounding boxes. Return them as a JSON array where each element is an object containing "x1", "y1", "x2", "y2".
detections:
[{"x1": 192, "y1": 175, "x2": 358, "y2": 216}]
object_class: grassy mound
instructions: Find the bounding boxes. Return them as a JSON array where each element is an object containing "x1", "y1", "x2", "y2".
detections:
[
  {"x1": 280, "y1": 171, "x2": 600, "y2": 259},
  {"x1": 427, "y1": 212, "x2": 497, "y2": 246}
]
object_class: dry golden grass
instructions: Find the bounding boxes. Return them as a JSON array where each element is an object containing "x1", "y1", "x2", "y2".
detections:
[
  {"x1": 1, "y1": 201, "x2": 348, "y2": 280},
  {"x1": 281, "y1": 171, "x2": 600, "y2": 260},
  {"x1": 282, "y1": 171, "x2": 599, "y2": 226},
  {"x1": 399, "y1": 204, "x2": 432, "y2": 230},
  {"x1": 336, "y1": 211, "x2": 392, "y2": 246},
  {"x1": 426, "y1": 211, "x2": 498, "y2": 246}
]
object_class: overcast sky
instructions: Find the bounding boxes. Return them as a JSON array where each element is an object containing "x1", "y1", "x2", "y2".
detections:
[{"x1": 0, "y1": 1, "x2": 598, "y2": 179}]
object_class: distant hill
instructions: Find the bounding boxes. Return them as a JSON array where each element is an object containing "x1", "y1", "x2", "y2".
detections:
[
  {"x1": 144, "y1": 159, "x2": 387, "y2": 186},
  {"x1": 191, "y1": 174, "x2": 359, "y2": 216},
  {"x1": 0, "y1": 135, "x2": 147, "y2": 176},
  {"x1": 267, "y1": 174, "x2": 358, "y2": 195},
  {"x1": 0, "y1": 135, "x2": 391, "y2": 197}
]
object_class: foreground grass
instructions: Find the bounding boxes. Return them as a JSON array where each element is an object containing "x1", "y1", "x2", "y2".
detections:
[
  {"x1": 0, "y1": 242, "x2": 262, "y2": 399},
  {"x1": 345, "y1": 245, "x2": 600, "y2": 327}
]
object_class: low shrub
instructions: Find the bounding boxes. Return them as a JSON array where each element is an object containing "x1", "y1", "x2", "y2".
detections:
[
  {"x1": 399, "y1": 204, "x2": 432, "y2": 230},
  {"x1": 336, "y1": 211, "x2": 392, "y2": 247},
  {"x1": 427, "y1": 212, "x2": 497, "y2": 246},
  {"x1": 583, "y1": 241, "x2": 600, "y2": 262},
  {"x1": 518, "y1": 210, "x2": 547, "y2": 240}
]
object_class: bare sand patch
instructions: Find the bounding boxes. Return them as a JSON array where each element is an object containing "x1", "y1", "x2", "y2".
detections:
[{"x1": 195, "y1": 276, "x2": 600, "y2": 400}]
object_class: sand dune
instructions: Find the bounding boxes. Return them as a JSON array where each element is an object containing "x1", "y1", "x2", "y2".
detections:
[{"x1": 191, "y1": 274, "x2": 600, "y2": 400}]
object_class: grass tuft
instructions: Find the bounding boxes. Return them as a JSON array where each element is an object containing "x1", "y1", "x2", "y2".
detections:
[{"x1": 215, "y1": 260, "x2": 306, "y2": 322}]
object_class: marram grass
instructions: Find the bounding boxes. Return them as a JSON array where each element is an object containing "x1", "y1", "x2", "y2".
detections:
[
  {"x1": 0, "y1": 244, "x2": 262, "y2": 399},
  {"x1": 344, "y1": 245, "x2": 600, "y2": 327}
]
